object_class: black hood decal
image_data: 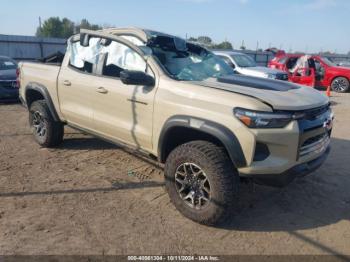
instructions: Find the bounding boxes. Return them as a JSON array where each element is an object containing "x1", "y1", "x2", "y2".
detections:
[{"x1": 217, "y1": 75, "x2": 300, "y2": 92}]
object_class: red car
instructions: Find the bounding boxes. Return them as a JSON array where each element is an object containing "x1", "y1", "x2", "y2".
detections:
[{"x1": 269, "y1": 54, "x2": 350, "y2": 92}]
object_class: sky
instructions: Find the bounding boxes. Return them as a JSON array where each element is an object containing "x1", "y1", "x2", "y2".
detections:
[{"x1": 0, "y1": 0, "x2": 349, "y2": 53}]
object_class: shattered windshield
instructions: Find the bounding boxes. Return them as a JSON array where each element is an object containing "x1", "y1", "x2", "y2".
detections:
[{"x1": 147, "y1": 36, "x2": 234, "y2": 81}]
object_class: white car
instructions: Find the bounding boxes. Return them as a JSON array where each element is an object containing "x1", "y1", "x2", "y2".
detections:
[{"x1": 214, "y1": 51, "x2": 289, "y2": 81}]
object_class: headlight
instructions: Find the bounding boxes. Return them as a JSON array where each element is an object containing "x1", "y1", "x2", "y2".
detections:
[{"x1": 234, "y1": 108, "x2": 292, "y2": 128}]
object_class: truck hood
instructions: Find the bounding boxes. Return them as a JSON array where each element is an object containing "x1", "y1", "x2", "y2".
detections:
[
  {"x1": 194, "y1": 75, "x2": 328, "y2": 111},
  {"x1": 239, "y1": 66, "x2": 285, "y2": 76}
]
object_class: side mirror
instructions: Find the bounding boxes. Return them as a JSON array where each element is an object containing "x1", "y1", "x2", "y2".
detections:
[
  {"x1": 80, "y1": 33, "x2": 90, "y2": 47},
  {"x1": 120, "y1": 70, "x2": 155, "y2": 86}
]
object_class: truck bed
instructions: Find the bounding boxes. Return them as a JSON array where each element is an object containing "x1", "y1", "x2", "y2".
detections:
[{"x1": 18, "y1": 61, "x2": 62, "y2": 113}]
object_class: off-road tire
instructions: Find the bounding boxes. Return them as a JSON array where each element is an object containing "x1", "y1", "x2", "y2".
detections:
[
  {"x1": 29, "y1": 100, "x2": 64, "y2": 147},
  {"x1": 331, "y1": 77, "x2": 349, "y2": 93},
  {"x1": 164, "y1": 140, "x2": 239, "y2": 225}
]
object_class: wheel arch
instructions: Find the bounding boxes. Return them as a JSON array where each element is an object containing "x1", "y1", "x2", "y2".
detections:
[
  {"x1": 330, "y1": 75, "x2": 350, "y2": 84},
  {"x1": 25, "y1": 82, "x2": 60, "y2": 122},
  {"x1": 158, "y1": 115, "x2": 247, "y2": 168}
]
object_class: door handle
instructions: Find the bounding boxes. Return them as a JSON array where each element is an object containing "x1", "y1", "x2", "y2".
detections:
[
  {"x1": 97, "y1": 86, "x2": 108, "y2": 94},
  {"x1": 63, "y1": 80, "x2": 71, "y2": 86}
]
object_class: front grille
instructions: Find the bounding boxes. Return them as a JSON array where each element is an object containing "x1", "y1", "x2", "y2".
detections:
[
  {"x1": 0, "y1": 80, "x2": 17, "y2": 89},
  {"x1": 296, "y1": 104, "x2": 333, "y2": 159},
  {"x1": 299, "y1": 134, "x2": 330, "y2": 157},
  {"x1": 301, "y1": 104, "x2": 330, "y2": 120},
  {"x1": 276, "y1": 73, "x2": 289, "y2": 81}
]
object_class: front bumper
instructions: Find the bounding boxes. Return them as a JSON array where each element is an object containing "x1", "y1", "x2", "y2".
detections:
[
  {"x1": 238, "y1": 104, "x2": 333, "y2": 186},
  {"x1": 245, "y1": 146, "x2": 330, "y2": 187}
]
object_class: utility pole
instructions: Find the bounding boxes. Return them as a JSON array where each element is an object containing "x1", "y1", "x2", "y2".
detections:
[
  {"x1": 241, "y1": 40, "x2": 246, "y2": 50},
  {"x1": 38, "y1": 16, "x2": 43, "y2": 58}
]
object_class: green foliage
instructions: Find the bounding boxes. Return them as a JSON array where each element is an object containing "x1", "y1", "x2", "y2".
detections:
[
  {"x1": 197, "y1": 36, "x2": 212, "y2": 45},
  {"x1": 188, "y1": 35, "x2": 233, "y2": 50},
  {"x1": 36, "y1": 17, "x2": 102, "y2": 38},
  {"x1": 213, "y1": 41, "x2": 233, "y2": 50},
  {"x1": 77, "y1": 19, "x2": 102, "y2": 31},
  {"x1": 188, "y1": 37, "x2": 198, "y2": 42},
  {"x1": 61, "y1": 18, "x2": 75, "y2": 38},
  {"x1": 36, "y1": 17, "x2": 65, "y2": 38}
]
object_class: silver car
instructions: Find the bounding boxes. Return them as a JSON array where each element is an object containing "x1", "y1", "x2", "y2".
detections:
[{"x1": 214, "y1": 51, "x2": 289, "y2": 81}]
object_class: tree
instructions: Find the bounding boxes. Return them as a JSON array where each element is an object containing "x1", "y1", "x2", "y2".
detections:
[
  {"x1": 76, "y1": 19, "x2": 102, "y2": 32},
  {"x1": 187, "y1": 35, "x2": 233, "y2": 50},
  {"x1": 61, "y1": 18, "x2": 75, "y2": 38},
  {"x1": 197, "y1": 36, "x2": 212, "y2": 45},
  {"x1": 188, "y1": 37, "x2": 198, "y2": 42},
  {"x1": 36, "y1": 17, "x2": 64, "y2": 38},
  {"x1": 213, "y1": 41, "x2": 233, "y2": 50},
  {"x1": 36, "y1": 17, "x2": 102, "y2": 38}
]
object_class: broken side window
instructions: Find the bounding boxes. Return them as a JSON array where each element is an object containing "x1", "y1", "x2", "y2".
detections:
[
  {"x1": 100, "y1": 40, "x2": 152, "y2": 78},
  {"x1": 68, "y1": 37, "x2": 102, "y2": 73}
]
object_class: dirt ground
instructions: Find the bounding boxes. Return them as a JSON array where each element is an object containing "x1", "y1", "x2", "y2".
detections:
[{"x1": 0, "y1": 93, "x2": 349, "y2": 256}]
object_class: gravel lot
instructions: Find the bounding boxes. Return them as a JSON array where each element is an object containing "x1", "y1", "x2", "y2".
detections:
[{"x1": 0, "y1": 92, "x2": 349, "y2": 256}]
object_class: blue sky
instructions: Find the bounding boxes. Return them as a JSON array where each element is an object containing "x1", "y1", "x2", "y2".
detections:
[{"x1": 0, "y1": 0, "x2": 349, "y2": 53}]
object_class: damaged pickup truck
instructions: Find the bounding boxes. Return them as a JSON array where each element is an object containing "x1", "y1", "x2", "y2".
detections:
[{"x1": 18, "y1": 28, "x2": 333, "y2": 225}]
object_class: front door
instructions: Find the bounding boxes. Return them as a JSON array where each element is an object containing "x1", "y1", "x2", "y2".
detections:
[{"x1": 91, "y1": 38, "x2": 157, "y2": 151}]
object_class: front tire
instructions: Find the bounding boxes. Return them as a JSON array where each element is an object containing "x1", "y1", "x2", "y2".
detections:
[
  {"x1": 164, "y1": 141, "x2": 239, "y2": 225},
  {"x1": 29, "y1": 100, "x2": 64, "y2": 147},
  {"x1": 331, "y1": 77, "x2": 349, "y2": 93}
]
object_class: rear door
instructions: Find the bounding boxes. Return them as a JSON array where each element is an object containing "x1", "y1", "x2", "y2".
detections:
[
  {"x1": 57, "y1": 38, "x2": 101, "y2": 129},
  {"x1": 287, "y1": 56, "x2": 315, "y2": 87},
  {"x1": 289, "y1": 70, "x2": 315, "y2": 87}
]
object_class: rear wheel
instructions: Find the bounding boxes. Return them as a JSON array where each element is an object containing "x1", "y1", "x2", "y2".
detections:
[
  {"x1": 164, "y1": 141, "x2": 239, "y2": 225},
  {"x1": 331, "y1": 77, "x2": 349, "y2": 93},
  {"x1": 29, "y1": 100, "x2": 64, "y2": 147}
]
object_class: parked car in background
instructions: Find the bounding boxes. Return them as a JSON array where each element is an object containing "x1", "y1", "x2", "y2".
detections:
[
  {"x1": 0, "y1": 56, "x2": 19, "y2": 102},
  {"x1": 269, "y1": 54, "x2": 350, "y2": 92},
  {"x1": 214, "y1": 51, "x2": 289, "y2": 81},
  {"x1": 337, "y1": 61, "x2": 350, "y2": 68}
]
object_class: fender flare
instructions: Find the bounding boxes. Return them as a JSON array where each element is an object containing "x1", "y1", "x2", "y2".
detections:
[
  {"x1": 24, "y1": 82, "x2": 60, "y2": 122},
  {"x1": 158, "y1": 115, "x2": 247, "y2": 168}
]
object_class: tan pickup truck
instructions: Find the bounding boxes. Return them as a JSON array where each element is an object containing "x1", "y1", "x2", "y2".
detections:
[{"x1": 18, "y1": 28, "x2": 333, "y2": 225}]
